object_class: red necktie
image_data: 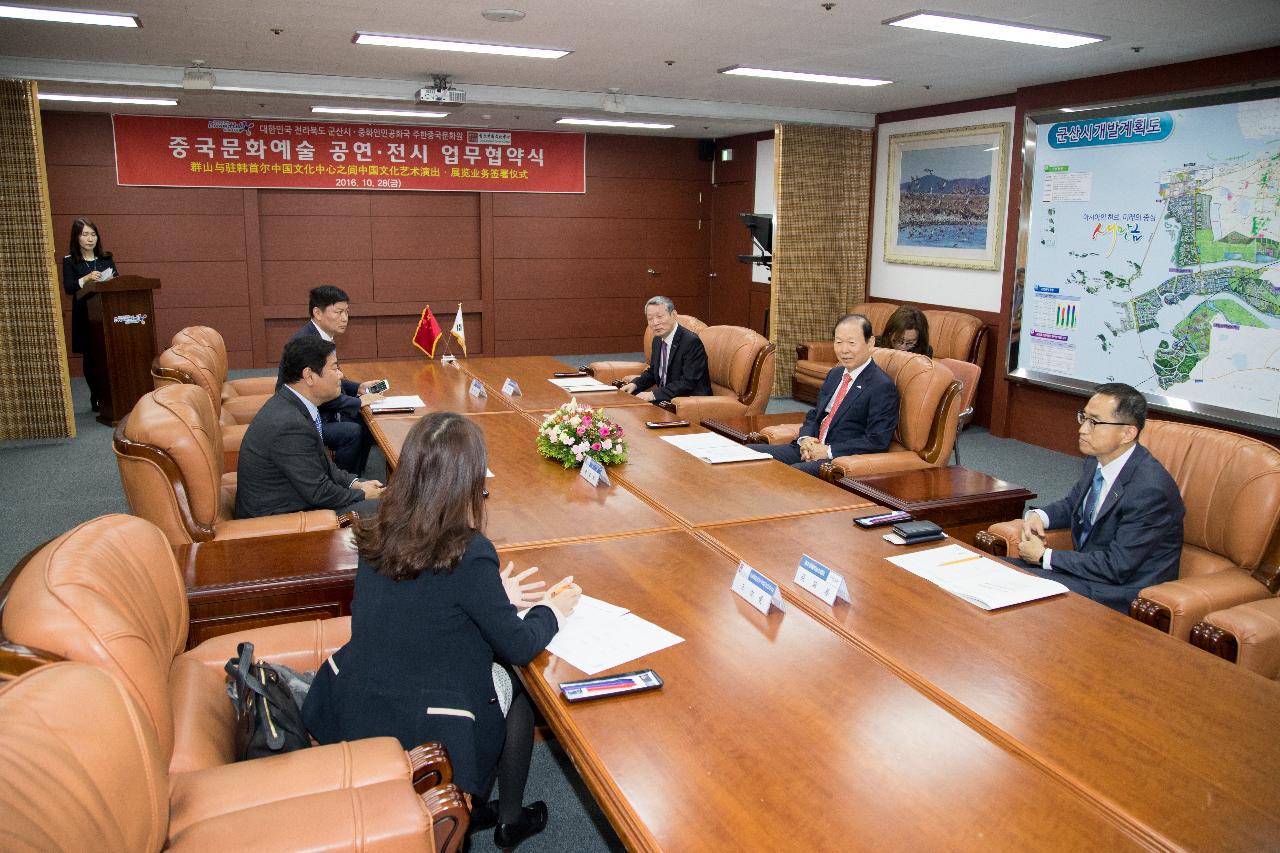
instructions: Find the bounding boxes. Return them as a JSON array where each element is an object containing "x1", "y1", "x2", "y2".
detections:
[{"x1": 818, "y1": 372, "x2": 853, "y2": 443}]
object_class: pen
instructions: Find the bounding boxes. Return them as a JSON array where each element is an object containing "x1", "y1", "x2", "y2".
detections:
[
  {"x1": 940, "y1": 554, "x2": 982, "y2": 567},
  {"x1": 548, "y1": 575, "x2": 575, "y2": 596}
]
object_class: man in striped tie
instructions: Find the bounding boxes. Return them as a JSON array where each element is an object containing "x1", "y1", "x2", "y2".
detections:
[
  {"x1": 619, "y1": 296, "x2": 711, "y2": 403},
  {"x1": 750, "y1": 313, "x2": 898, "y2": 476},
  {"x1": 1014, "y1": 383, "x2": 1184, "y2": 612},
  {"x1": 236, "y1": 336, "x2": 384, "y2": 519}
]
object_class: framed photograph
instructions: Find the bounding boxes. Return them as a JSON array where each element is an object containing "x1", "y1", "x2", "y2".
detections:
[{"x1": 884, "y1": 122, "x2": 1011, "y2": 270}]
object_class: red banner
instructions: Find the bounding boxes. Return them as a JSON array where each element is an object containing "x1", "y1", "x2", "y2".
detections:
[{"x1": 111, "y1": 114, "x2": 585, "y2": 193}]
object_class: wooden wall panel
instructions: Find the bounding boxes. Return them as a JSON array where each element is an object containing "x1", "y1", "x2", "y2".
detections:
[
  {"x1": 260, "y1": 260, "x2": 374, "y2": 307},
  {"x1": 48, "y1": 165, "x2": 244, "y2": 216},
  {"x1": 708, "y1": 177, "x2": 755, "y2": 328},
  {"x1": 370, "y1": 217, "x2": 479, "y2": 258},
  {"x1": 495, "y1": 336, "x2": 639, "y2": 357},
  {"x1": 375, "y1": 312, "x2": 482, "y2": 359},
  {"x1": 492, "y1": 258, "x2": 707, "y2": 301},
  {"x1": 492, "y1": 218, "x2": 707, "y2": 260},
  {"x1": 263, "y1": 316, "x2": 379, "y2": 365},
  {"x1": 259, "y1": 191, "x2": 371, "y2": 217},
  {"x1": 40, "y1": 111, "x2": 116, "y2": 166},
  {"x1": 493, "y1": 177, "x2": 705, "y2": 219},
  {"x1": 159, "y1": 306, "x2": 254, "y2": 365},
  {"x1": 584, "y1": 136, "x2": 710, "y2": 181},
  {"x1": 259, "y1": 215, "x2": 372, "y2": 260},
  {"x1": 369, "y1": 192, "x2": 478, "y2": 217},
  {"x1": 372, "y1": 259, "x2": 481, "y2": 303},
  {"x1": 134, "y1": 262, "x2": 250, "y2": 308},
  {"x1": 494, "y1": 297, "x2": 645, "y2": 342}
]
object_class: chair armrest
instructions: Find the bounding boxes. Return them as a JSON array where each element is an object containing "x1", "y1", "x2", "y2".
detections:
[
  {"x1": 168, "y1": 737, "x2": 416, "y2": 838},
  {"x1": 221, "y1": 423, "x2": 246, "y2": 473},
  {"x1": 585, "y1": 360, "x2": 645, "y2": 385},
  {"x1": 423, "y1": 783, "x2": 470, "y2": 853},
  {"x1": 1195, "y1": 598, "x2": 1280, "y2": 680},
  {"x1": 756, "y1": 423, "x2": 801, "y2": 445},
  {"x1": 222, "y1": 395, "x2": 270, "y2": 425},
  {"x1": 225, "y1": 375, "x2": 277, "y2": 398},
  {"x1": 670, "y1": 395, "x2": 747, "y2": 426},
  {"x1": 825, "y1": 452, "x2": 929, "y2": 480},
  {"x1": 168, "y1": 780, "x2": 435, "y2": 852},
  {"x1": 182, "y1": 615, "x2": 353, "y2": 672},
  {"x1": 1133, "y1": 572, "x2": 1272, "y2": 641},
  {"x1": 410, "y1": 741, "x2": 453, "y2": 793},
  {"x1": 974, "y1": 522, "x2": 1072, "y2": 558},
  {"x1": 795, "y1": 341, "x2": 835, "y2": 362},
  {"x1": 214, "y1": 510, "x2": 339, "y2": 541}
]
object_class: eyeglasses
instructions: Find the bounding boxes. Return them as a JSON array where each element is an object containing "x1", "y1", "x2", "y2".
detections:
[{"x1": 1076, "y1": 410, "x2": 1133, "y2": 429}]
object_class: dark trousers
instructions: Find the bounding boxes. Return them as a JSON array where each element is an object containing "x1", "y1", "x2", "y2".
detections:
[
  {"x1": 747, "y1": 442, "x2": 828, "y2": 477},
  {"x1": 322, "y1": 417, "x2": 373, "y2": 476}
]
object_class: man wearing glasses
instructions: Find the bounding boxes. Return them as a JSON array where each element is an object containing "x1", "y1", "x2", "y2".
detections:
[{"x1": 1014, "y1": 383, "x2": 1184, "y2": 612}]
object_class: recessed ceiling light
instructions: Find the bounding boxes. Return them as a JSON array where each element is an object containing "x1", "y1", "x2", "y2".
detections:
[
  {"x1": 38, "y1": 93, "x2": 176, "y2": 105},
  {"x1": 353, "y1": 32, "x2": 568, "y2": 59},
  {"x1": 884, "y1": 11, "x2": 1105, "y2": 49},
  {"x1": 0, "y1": 3, "x2": 139, "y2": 26},
  {"x1": 719, "y1": 66, "x2": 891, "y2": 87},
  {"x1": 557, "y1": 118, "x2": 675, "y2": 129},
  {"x1": 312, "y1": 106, "x2": 449, "y2": 119}
]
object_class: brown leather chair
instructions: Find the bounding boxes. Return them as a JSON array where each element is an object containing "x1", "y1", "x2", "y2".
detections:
[
  {"x1": 158, "y1": 326, "x2": 276, "y2": 425},
  {"x1": 0, "y1": 661, "x2": 462, "y2": 852},
  {"x1": 114, "y1": 383, "x2": 342, "y2": 546},
  {"x1": 153, "y1": 341, "x2": 256, "y2": 470},
  {"x1": 666, "y1": 325, "x2": 776, "y2": 425},
  {"x1": 937, "y1": 357, "x2": 981, "y2": 465},
  {"x1": 975, "y1": 421, "x2": 1280, "y2": 638},
  {"x1": 0, "y1": 514, "x2": 467, "y2": 851},
  {"x1": 586, "y1": 314, "x2": 708, "y2": 384},
  {"x1": 792, "y1": 302, "x2": 986, "y2": 404},
  {"x1": 756, "y1": 349, "x2": 961, "y2": 481},
  {"x1": 1190, "y1": 596, "x2": 1280, "y2": 680}
]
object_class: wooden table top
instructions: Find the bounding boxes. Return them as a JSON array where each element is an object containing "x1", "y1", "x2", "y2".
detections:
[
  {"x1": 457, "y1": 355, "x2": 651, "y2": 413},
  {"x1": 698, "y1": 511, "x2": 1280, "y2": 851},
  {"x1": 177, "y1": 527, "x2": 357, "y2": 596},
  {"x1": 837, "y1": 465, "x2": 1035, "y2": 512},
  {"x1": 599, "y1": 406, "x2": 872, "y2": 526},
  {"x1": 346, "y1": 358, "x2": 511, "y2": 416},
  {"x1": 699, "y1": 411, "x2": 806, "y2": 443},
  {"x1": 510, "y1": 530, "x2": 1140, "y2": 852}
]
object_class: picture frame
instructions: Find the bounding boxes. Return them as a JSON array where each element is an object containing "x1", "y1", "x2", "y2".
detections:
[{"x1": 884, "y1": 122, "x2": 1011, "y2": 270}]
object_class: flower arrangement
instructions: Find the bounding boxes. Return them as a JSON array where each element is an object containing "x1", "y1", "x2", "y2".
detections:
[{"x1": 536, "y1": 398, "x2": 627, "y2": 469}]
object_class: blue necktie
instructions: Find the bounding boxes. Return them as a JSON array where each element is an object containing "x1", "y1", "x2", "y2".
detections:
[
  {"x1": 313, "y1": 412, "x2": 324, "y2": 438},
  {"x1": 1078, "y1": 469, "x2": 1104, "y2": 545}
]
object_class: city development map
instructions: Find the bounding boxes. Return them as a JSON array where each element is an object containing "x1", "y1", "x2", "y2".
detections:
[{"x1": 1019, "y1": 95, "x2": 1280, "y2": 428}]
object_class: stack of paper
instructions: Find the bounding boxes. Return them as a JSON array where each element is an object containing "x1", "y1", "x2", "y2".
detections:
[
  {"x1": 534, "y1": 595, "x2": 683, "y2": 675},
  {"x1": 660, "y1": 432, "x2": 772, "y2": 464},
  {"x1": 547, "y1": 376, "x2": 618, "y2": 393},
  {"x1": 368, "y1": 395, "x2": 425, "y2": 413},
  {"x1": 885, "y1": 543, "x2": 1069, "y2": 610}
]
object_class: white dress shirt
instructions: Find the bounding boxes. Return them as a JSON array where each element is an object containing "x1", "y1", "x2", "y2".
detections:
[{"x1": 1031, "y1": 444, "x2": 1136, "y2": 570}]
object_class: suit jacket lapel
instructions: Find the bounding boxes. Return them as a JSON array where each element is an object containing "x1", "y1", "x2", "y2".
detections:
[{"x1": 1090, "y1": 446, "x2": 1143, "y2": 528}]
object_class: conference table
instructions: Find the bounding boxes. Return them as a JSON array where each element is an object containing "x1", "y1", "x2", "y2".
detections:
[{"x1": 205, "y1": 355, "x2": 1280, "y2": 849}]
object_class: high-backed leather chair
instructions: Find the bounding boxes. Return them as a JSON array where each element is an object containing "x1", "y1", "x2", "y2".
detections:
[
  {"x1": 666, "y1": 325, "x2": 776, "y2": 425},
  {"x1": 1189, "y1": 597, "x2": 1280, "y2": 680},
  {"x1": 756, "y1": 349, "x2": 961, "y2": 481},
  {"x1": 937, "y1": 357, "x2": 982, "y2": 464},
  {"x1": 0, "y1": 661, "x2": 462, "y2": 852},
  {"x1": 975, "y1": 421, "x2": 1280, "y2": 637},
  {"x1": 0, "y1": 515, "x2": 467, "y2": 851},
  {"x1": 586, "y1": 314, "x2": 708, "y2": 384},
  {"x1": 792, "y1": 302, "x2": 986, "y2": 404},
  {"x1": 157, "y1": 326, "x2": 275, "y2": 424},
  {"x1": 153, "y1": 342, "x2": 256, "y2": 470},
  {"x1": 115, "y1": 383, "x2": 342, "y2": 546}
]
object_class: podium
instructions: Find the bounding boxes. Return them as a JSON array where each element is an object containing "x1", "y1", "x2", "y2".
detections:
[{"x1": 77, "y1": 275, "x2": 161, "y2": 425}]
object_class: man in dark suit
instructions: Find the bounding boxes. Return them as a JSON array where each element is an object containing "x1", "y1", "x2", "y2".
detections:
[
  {"x1": 1013, "y1": 383, "x2": 1184, "y2": 612},
  {"x1": 619, "y1": 296, "x2": 711, "y2": 403},
  {"x1": 749, "y1": 313, "x2": 898, "y2": 477},
  {"x1": 277, "y1": 285, "x2": 379, "y2": 475},
  {"x1": 238, "y1": 336, "x2": 384, "y2": 519}
]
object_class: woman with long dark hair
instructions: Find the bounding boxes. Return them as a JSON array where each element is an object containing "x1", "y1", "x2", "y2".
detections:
[
  {"x1": 303, "y1": 412, "x2": 580, "y2": 850},
  {"x1": 878, "y1": 304, "x2": 933, "y2": 357},
  {"x1": 61, "y1": 218, "x2": 118, "y2": 412}
]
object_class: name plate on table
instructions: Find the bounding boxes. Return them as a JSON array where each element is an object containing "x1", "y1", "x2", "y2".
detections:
[
  {"x1": 468, "y1": 378, "x2": 487, "y2": 398},
  {"x1": 579, "y1": 456, "x2": 611, "y2": 488},
  {"x1": 794, "y1": 554, "x2": 850, "y2": 606},
  {"x1": 441, "y1": 355, "x2": 458, "y2": 366},
  {"x1": 501, "y1": 377, "x2": 522, "y2": 396},
  {"x1": 731, "y1": 561, "x2": 786, "y2": 616}
]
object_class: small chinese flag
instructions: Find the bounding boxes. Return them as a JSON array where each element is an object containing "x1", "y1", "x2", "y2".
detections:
[
  {"x1": 412, "y1": 306, "x2": 443, "y2": 358},
  {"x1": 450, "y1": 303, "x2": 467, "y2": 357}
]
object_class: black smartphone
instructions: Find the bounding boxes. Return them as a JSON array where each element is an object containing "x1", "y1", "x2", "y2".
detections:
[
  {"x1": 560, "y1": 669, "x2": 663, "y2": 702},
  {"x1": 365, "y1": 378, "x2": 390, "y2": 395},
  {"x1": 853, "y1": 509, "x2": 913, "y2": 528}
]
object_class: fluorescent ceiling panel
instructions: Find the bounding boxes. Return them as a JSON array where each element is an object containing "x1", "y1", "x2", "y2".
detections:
[
  {"x1": 38, "y1": 92, "x2": 176, "y2": 105},
  {"x1": 354, "y1": 32, "x2": 569, "y2": 59},
  {"x1": 884, "y1": 11, "x2": 1105, "y2": 48},
  {"x1": 720, "y1": 66, "x2": 891, "y2": 87},
  {"x1": 557, "y1": 118, "x2": 675, "y2": 129},
  {"x1": 312, "y1": 106, "x2": 449, "y2": 118}
]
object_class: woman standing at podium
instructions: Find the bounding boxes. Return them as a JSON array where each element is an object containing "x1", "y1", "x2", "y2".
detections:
[
  {"x1": 304, "y1": 411, "x2": 581, "y2": 850},
  {"x1": 62, "y1": 218, "x2": 118, "y2": 412}
]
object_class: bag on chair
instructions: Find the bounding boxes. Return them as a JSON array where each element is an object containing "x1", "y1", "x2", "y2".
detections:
[{"x1": 225, "y1": 641, "x2": 311, "y2": 759}]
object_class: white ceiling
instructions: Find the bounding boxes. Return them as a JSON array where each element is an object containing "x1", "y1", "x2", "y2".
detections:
[{"x1": 1, "y1": 0, "x2": 1276, "y2": 138}]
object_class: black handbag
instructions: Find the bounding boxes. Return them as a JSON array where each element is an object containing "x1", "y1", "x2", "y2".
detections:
[{"x1": 224, "y1": 641, "x2": 311, "y2": 760}]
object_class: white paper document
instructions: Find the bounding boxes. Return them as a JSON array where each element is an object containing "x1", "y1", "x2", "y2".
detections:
[
  {"x1": 540, "y1": 594, "x2": 683, "y2": 675},
  {"x1": 660, "y1": 431, "x2": 772, "y2": 464},
  {"x1": 885, "y1": 543, "x2": 1069, "y2": 610},
  {"x1": 368, "y1": 395, "x2": 425, "y2": 412},
  {"x1": 547, "y1": 377, "x2": 618, "y2": 393}
]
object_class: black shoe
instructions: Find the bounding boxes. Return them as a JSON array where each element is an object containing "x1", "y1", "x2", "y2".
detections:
[
  {"x1": 468, "y1": 799, "x2": 499, "y2": 832},
  {"x1": 493, "y1": 801, "x2": 548, "y2": 851}
]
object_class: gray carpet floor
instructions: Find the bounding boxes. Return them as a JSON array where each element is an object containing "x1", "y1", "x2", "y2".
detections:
[{"x1": 0, "y1": 356, "x2": 1082, "y2": 851}]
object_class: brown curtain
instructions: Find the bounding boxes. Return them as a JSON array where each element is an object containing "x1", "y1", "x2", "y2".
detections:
[
  {"x1": 769, "y1": 123, "x2": 873, "y2": 395},
  {"x1": 0, "y1": 79, "x2": 74, "y2": 439}
]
